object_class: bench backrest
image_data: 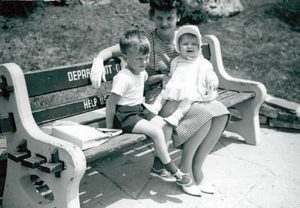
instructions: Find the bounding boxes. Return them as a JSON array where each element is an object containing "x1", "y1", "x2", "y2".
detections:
[{"x1": 25, "y1": 45, "x2": 211, "y2": 125}]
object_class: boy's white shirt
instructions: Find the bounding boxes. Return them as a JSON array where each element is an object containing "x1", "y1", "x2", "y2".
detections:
[{"x1": 111, "y1": 67, "x2": 148, "y2": 106}]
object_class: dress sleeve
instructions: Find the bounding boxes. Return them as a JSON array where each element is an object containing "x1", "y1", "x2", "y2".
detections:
[{"x1": 205, "y1": 60, "x2": 219, "y2": 87}]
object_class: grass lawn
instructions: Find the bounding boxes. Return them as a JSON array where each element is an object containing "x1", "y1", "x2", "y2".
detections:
[{"x1": 0, "y1": 0, "x2": 299, "y2": 104}]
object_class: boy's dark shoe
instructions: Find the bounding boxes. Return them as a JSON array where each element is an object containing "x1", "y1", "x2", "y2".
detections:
[{"x1": 150, "y1": 168, "x2": 176, "y2": 182}]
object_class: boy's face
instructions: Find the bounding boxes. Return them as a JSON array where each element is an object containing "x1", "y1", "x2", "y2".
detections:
[
  {"x1": 179, "y1": 34, "x2": 200, "y2": 60},
  {"x1": 124, "y1": 47, "x2": 150, "y2": 75}
]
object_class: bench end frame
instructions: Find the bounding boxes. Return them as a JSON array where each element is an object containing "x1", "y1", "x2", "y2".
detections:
[
  {"x1": 0, "y1": 63, "x2": 86, "y2": 208},
  {"x1": 203, "y1": 35, "x2": 267, "y2": 145}
]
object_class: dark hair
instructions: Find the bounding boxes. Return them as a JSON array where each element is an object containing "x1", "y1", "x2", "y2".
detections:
[
  {"x1": 150, "y1": 0, "x2": 182, "y2": 10},
  {"x1": 149, "y1": 0, "x2": 183, "y2": 20},
  {"x1": 119, "y1": 30, "x2": 150, "y2": 55}
]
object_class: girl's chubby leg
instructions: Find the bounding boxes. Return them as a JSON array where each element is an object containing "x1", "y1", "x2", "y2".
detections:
[
  {"x1": 192, "y1": 115, "x2": 229, "y2": 194},
  {"x1": 164, "y1": 99, "x2": 193, "y2": 127}
]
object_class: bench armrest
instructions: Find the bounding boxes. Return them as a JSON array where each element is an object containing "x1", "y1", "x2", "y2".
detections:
[{"x1": 203, "y1": 35, "x2": 267, "y2": 102}]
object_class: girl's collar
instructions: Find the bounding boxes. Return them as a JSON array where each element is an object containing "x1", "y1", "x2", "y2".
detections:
[{"x1": 179, "y1": 53, "x2": 204, "y2": 62}]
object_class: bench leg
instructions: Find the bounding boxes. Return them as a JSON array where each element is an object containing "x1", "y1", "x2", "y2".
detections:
[{"x1": 226, "y1": 99, "x2": 261, "y2": 145}]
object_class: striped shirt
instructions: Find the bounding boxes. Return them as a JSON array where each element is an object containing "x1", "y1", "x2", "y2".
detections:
[{"x1": 144, "y1": 30, "x2": 179, "y2": 76}]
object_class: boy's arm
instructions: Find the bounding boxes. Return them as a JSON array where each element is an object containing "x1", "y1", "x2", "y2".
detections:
[{"x1": 105, "y1": 93, "x2": 121, "y2": 129}]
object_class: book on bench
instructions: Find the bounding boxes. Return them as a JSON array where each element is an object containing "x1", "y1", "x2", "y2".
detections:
[{"x1": 52, "y1": 125, "x2": 121, "y2": 150}]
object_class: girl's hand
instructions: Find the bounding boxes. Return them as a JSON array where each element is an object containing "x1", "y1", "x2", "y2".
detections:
[
  {"x1": 201, "y1": 81, "x2": 218, "y2": 102},
  {"x1": 207, "y1": 81, "x2": 218, "y2": 92},
  {"x1": 90, "y1": 57, "x2": 106, "y2": 88}
]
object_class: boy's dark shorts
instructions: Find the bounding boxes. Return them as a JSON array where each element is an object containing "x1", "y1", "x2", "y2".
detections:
[{"x1": 115, "y1": 104, "x2": 156, "y2": 133}]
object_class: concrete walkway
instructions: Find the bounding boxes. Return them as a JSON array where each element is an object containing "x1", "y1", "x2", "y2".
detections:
[{"x1": 79, "y1": 127, "x2": 300, "y2": 208}]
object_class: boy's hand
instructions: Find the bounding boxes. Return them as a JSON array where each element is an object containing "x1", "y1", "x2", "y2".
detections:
[{"x1": 90, "y1": 57, "x2": 106, "y2": 88}]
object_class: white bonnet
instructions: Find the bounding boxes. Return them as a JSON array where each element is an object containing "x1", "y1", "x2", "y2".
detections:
[{"x1": 175, "y1": 25, "x2": 202, "y2": 53}]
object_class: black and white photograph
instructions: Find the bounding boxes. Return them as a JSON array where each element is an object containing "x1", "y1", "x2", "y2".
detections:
[{"x1": 0, "y1": 0, "x2": 299, "y2": 207}]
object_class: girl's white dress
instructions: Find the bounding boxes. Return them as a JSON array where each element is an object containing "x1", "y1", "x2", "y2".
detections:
[{"x1": 161, "y1": 55, "x2": 218, "y2": 101}]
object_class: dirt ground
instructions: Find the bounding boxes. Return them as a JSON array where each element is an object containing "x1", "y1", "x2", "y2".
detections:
[{"x1": 0, "y1": 0, "x2": 299, "y2": 103}]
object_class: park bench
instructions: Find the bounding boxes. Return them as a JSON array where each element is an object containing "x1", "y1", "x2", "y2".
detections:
[{"x1": 0, "y1": 35, "x2": 266, "y2": 208}]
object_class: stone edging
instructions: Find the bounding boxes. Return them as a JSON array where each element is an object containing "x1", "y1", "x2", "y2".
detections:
[{"x1": 259, "y1": 95, "x2": 300, "y2": 130}]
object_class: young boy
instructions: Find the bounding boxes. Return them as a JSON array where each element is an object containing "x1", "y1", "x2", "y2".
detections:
[{"x1": 105, "y1": 29, "x2": 192, "y2": 186}]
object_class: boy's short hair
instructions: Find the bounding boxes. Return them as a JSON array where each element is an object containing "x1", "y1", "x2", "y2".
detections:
[{"x1": 119, "y1": 30, "x2": 150, "y2": 55}]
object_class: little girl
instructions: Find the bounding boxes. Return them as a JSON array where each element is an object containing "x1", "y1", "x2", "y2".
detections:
[{"x1": 145, "y1": 25, "x2": 219, "y2": 127}]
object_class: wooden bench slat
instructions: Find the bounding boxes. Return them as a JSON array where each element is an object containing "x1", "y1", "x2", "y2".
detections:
[
  {"x1": 219, "y1": 92, "x2": 255, "y2": 107},
  {"x1": 53, "y1": 109, "x2": 106, "y2": 126},
  {"x1": 84, "y1": 133, "x2": 147, "y2": 162},
  {"x1": 25, "y1": 62, "x2": 93, "y2": 97},
  {"x1": 25, "y1": 58, "x2": 121, "y2": 97},
  {"x1": 217, "y1": 88, "x2": 227, "y2": 94},
  {"x1": 33, "y1": 95, "x2": 107, "y2": 125},
  {"x1": 216, "y1": 90, "x2": 238, "y2": 100}
]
